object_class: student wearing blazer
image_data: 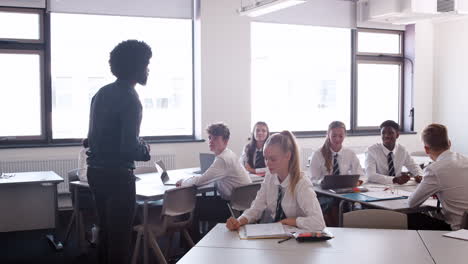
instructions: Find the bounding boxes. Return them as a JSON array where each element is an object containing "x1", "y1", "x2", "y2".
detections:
[
  {"x1": 365, "y1": 120, "x2": 423, "y2": 185},
  {"x1": 240, "y1": 121, "x2": 270, "y2": 175},
  {"x1": 408, "y1": 124, "x2": 468, "y2": 230},
  {"x1": 226, "y1": 131, "x2": 326, "y2": 232}
]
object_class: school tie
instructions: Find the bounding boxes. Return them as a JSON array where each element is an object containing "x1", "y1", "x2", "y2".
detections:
[
  {"x1": 332, "y1": 153, "x2": 340, "y2": 175},
  {"x1": 274, "y1": 185, "x2": 286, "y2": 222},
  {"x1": 387, "y1": 152, "x2": 395, "y2": 176},
  {"x1": 254, "y1": 150, "x2": 265, "y2": 168}
]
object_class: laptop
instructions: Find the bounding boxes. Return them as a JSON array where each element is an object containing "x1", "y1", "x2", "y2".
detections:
[
  {"x1": 193, "y1": 153, "x2": 215, "y2": 174},
  {"x1": 320, "y1": 174, "x2": 360, "y2": 190}
]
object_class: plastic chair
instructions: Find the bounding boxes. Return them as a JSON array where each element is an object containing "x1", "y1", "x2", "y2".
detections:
[
  {"x1": 461, "y1": 211, "x2": 468, "y2": 229},
  {"x1": 132, "y1": 186, "x2": 197, "y2": 264},
  {"x1": 229, "y1": 183, "x2": 261, "y2": 217},
  {"x1": 342, "y1": 209, "x2": 408, "y2": 229}
]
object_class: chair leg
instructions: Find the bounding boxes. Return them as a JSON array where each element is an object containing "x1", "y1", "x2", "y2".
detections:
[
  {"x1": 64, "y1": 210, "x2": 76, "y2": 243},
  {"x1": 165, "y1": 232, "x2": 174, "y2": 258},
  {"x1": 182, "y1": 229, "x2": 195, "y2": 248},
  {"x1": 148, "y1": 231, "x2": 168, "y2": 264},
  {"x1": 131, "y1": 229, "x2": 143, "y2": 264}
]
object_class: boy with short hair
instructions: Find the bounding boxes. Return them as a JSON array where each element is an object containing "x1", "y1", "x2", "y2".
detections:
[
  {"x1": 365, "y1": 120, "x2": 423, "y2": 185},
  {"x1": 409, "y1": 124, "x2": 468, "y2": 230}
]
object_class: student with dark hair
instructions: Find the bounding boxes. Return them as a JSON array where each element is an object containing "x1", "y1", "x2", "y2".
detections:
[
  {"x1": 86, "y1": 40, "x2": 152, "y2": 264},
  {"x1": 409, "y1": 124, "x2": 468, "y2": 230},
  {"x1": 365, "y1": 120, "x2": 423, "y2": 185},
  {"x1": 240, "y1": 121, "x2": 270, "y2": 175},
  {"x1": 226, "y1": 131, "x2": 325, "y2": 231}
]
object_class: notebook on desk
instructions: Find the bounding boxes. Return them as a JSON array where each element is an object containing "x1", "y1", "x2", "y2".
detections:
[{"x1": 193, "y1": 153, "x2": 215, "y2": 174}]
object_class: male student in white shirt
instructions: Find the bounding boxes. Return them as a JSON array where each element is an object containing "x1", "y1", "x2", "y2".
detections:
[
  {"x1": 176, "y1": 122, "x2": 251, "y2": 238},
  {"x1": 365, "y1": 120, "x2": 423, "y2": 185},
  {"x1": 408, "y1": 124, "x2": 468, "y2": 230}
]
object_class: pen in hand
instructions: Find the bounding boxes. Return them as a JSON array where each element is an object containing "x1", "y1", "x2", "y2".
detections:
[{"x1": 226, "y1": 203, "x2": 236, "y2": 218}]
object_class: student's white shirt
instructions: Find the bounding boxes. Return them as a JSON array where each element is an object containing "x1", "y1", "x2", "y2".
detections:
[
  {"x1": 241, "y1": 172, "x2": 326, "y2": 231},
  {"x1": 239, "y1": 144, "x2": 267, "y2": 173},
  {"x1": 78, "y1": 148, "x2": 88, "y2": 182},
  {"x1": 365, "y1": 143, "x2": 423, "y2": 184},
  {"x1": 181, "y1": 148, "x2": 252, "y2": 200},
  {"x1": 408, "y1": 150, "x2": 468, "y2": 230},
  {"x1": 309, "y1": 147, "x2": 364, "y2": 184}
]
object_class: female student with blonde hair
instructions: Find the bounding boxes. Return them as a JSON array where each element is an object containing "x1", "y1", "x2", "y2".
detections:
[
  {"x1": 240, "y1": 121, "x2": 270, "y2": 174},
  {"x1": 310, "y1": 121, "x2": 364, "y2": 184},
  {"x1": 226, "y1": 131, "x2": 325, "y2": 231}
]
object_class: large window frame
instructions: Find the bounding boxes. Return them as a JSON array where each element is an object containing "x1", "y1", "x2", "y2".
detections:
[
  {"x1": 351, "y1": 28, "x2": 406, "y2": 134},
  {"x1": 0, "y1": 6, "x2": 198, "y2": 147}
]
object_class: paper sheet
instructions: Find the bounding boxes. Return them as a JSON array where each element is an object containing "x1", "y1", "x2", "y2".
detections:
[{"x1": 443, "y1": 229, "x2": 468, "y2": 241}]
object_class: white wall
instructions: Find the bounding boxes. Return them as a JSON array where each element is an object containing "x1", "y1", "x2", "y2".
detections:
[
  {"x1": 0, "y1": 0, "x2": 435, "y2": 167},
  {"x1": 433, "y1": 17, "x2": 468, "y2": 154}
]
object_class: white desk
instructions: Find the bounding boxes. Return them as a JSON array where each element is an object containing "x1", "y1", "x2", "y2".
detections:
[
  {"x1": 418, "y1": 230, "x2": 468, "y2": 264},
  {"x1": 179, "y1": 224, "x2": 434, "y2": 264},
  {"x1": 0, "y1": 171, "x2": 63, "y2": 232}
]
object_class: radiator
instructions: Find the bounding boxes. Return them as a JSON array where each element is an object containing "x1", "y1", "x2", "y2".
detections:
[{"x1": 0, "y1": 153, "x2": 176, "y2": 194}]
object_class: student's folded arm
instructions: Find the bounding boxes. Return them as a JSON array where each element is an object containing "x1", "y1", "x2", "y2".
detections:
[
  {"x1": 365, "y1": 153, "x2": 393, "y2": 185},
  {"x1": 239, "y1": 146, "x2": 248, "y2": 167},
  {"x1": 119, "y1": 102, "x2": 151, "y2": 162},
  {"x1": 405, "y1": 154, "x2": 424, "y2": 176},
  {"x1": 351, "y1": 154, "x2": 366, "y2": 182},
  {"x1": 408, "y1": 169, "x2": 440, "y2": 207},
  {"x1": 181, "y1": 158, "x2": 227, "y2": 187},
  {"x1": 241, "y1": 180, "x2": 269, "y2": 223},
  {"x1": 309, "y1": 153, "x2": 323, "y2": 184},
  {"x1": 296, "y1": 184, "x2": 326, "y2": 231}
]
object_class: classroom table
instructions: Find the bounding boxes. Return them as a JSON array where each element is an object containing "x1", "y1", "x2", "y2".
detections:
[
  {"x1": 314, "y1": 181, "x2": 438, "y2": 226},
  {"x1": 0, "y1": 171, "x2": 63, "y2": 232},
  {"x1": 68, "y1": 167, "x2": 262, "y2": 263},
  {"x1": 418, "y1": 230, "x2": 468, "y2": 264},
  {"x1": 178, "y1": 224, "x2": 435, "y2": 264}
]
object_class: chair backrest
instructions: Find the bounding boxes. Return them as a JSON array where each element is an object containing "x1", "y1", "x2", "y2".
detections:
[
  {"x1": 230, "y1": 183, "x2": 261, "y2": 211},
  {"x1": 160, "y1": 186, "x2": 197, "y2": 230},
  {"x1": 343, "y1": 209, "x2": 408, "y2": 229},
  {"x1": 461, "y1": 211, "x2": 468, "y2": 229},
  {"x1": 162, "y1": 186, "x2": 197, "y2": 217},
  {"x1": 134, "y1": 166, "x2": 158, "y2": 175}
]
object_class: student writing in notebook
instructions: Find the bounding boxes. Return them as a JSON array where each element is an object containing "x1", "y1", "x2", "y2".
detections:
[
  {"x1": 408, "y1": 124, "x2": 468, "y2": 230},
  {"x1": 309, "y1": 121, "x2": 364, "y2": 225},
  {"x1": 240, "y1": 121, "x2": 270, "y2": 176},
  {"x1": 226, "y1": 131, "x2": 326, "y2": 231},
  {"x1": 365, "y1": 120, "x2": 423, "y2": 185}
]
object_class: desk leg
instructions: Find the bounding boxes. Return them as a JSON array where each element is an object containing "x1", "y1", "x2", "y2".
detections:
[
  {"x1": 143, "y1": 201, "x2": 148, "y2": 264},
  {"x1": 46, "y1": 183, "x2": 63, "y2": 251},
  {"x1": 338, "y1": 200, "x2": 346, "y2": 227}
]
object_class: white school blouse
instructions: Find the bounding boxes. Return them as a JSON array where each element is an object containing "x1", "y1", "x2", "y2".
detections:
[
  {"x1": 309, "y1": 147, "x2": 364, "y2": 184},
  {"x1": 408, "y1": 150, "x2": 468, "y2": 230},
  {"x1": 181, "y1": 148, "x2": 252, "y2": 200},
  {"x1": 365, "y1": 143, "x2": 423, "y2": 184},
  {"x1": 239, "y1": 144, "x2": 267, "y2": 173},
  {"x1": 241, "y1": 172, "x2": 326, "y2": 231}
]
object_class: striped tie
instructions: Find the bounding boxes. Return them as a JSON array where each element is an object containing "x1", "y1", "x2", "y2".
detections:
[
  {"x1": 255, "y1": 150, "x2": 265, "y2": 168},
  {"x1": 274, "y1": 185, "x2": 285, "y2": 222},
  {"x1": 387, "y1": 152, "x2": 395, "y2": 176},
  {"x1": 333, "y1": 154, "x2": 340, "y2": 175}
]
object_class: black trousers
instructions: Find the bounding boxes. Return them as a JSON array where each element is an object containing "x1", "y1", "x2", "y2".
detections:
[{"x1": 87, "y1": 167, "x2": 136, "y2": 264}]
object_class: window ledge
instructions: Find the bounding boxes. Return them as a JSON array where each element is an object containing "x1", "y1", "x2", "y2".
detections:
[
  {"x1": 0, "y1": 138, "x2": 205, "y2": 149},
  {"x1": 294, "y1": 131, "x2": 417, "y2": 139}
]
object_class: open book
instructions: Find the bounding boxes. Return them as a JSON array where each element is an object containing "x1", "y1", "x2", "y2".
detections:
[
  {"x1": 238, "y1": 223, "x2": 321, "y2": 240},
  {"x1": 443, "y1": 229, "x2": 468, "y2": 241}
]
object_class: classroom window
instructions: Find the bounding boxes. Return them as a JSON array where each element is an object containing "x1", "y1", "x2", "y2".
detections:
[
  {"x1": 50, "y1": 13, "x2": 193, "y2": 139},
  {"x1": 251, "y1": 24, "x2": 406, "y2": 134},
  {"x1": 251, "y1": 22, "x2": 351, "y2": 133},
  {"x1": 0, "y1": 8, "x2": 45, "y2": 142}
]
